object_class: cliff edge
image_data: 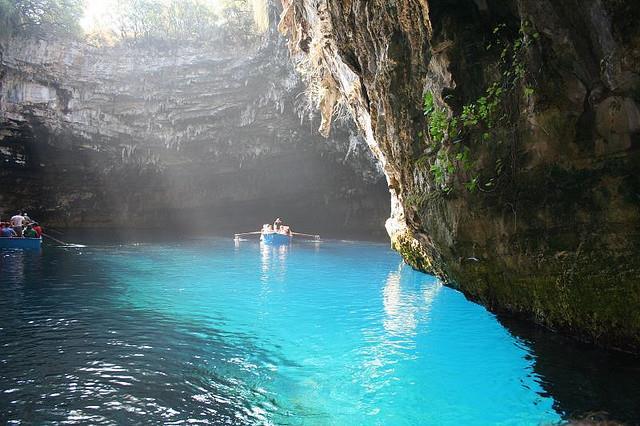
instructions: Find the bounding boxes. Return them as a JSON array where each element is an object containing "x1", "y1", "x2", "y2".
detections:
[{"x1": 279, "y1": 0, "x2": 640, "y2": 351}]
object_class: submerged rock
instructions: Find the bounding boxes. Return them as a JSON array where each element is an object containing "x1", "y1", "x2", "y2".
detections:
[{"x1": 279, "y1": 0, "x2": 640, "y2": 351}]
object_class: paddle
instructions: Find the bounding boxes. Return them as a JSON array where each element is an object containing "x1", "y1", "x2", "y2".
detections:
[
  {"x1": 291, "y1": 232, "x2": 320, "y2": 240},
  {"x1": 234, "y1": 230, "x2": 321, "y2": 241},
  {"x1": 234, "y1": 231, "x2": 262, "y2": 239},
  {"x1": 41, "y1": 232, "x2": 86, "y2": 247},
  {"x1": 26, "y1": 217, "x2": 86, "y2": 247},
  {"x1": 41, "y1": 232, "x2": 69, "y2": 245}
]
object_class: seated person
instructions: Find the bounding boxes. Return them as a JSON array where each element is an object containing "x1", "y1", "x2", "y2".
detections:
[
  {"x1": 281, "y1": 225, "x2": 291, "y2": 235},
  {"x1": 32, "y1": 222, "x2": 43, "y2": 238},
  {"x1": 1, "y1": 223, "x2": 17, "y2": 237},
  {"x1": 23, "y1": 224, "x2": 38, "y2": 238}
]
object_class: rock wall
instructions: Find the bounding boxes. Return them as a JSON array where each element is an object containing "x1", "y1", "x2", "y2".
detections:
[
  {"x1": 0, "y1": 28, "x2": 389, "y2": 235},
  {"x1": 278, "y1": 0, "x2": 640, "y2": 351}
]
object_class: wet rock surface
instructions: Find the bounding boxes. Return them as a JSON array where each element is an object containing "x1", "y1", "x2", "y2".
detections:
[
  {"x1": 279, "y1": 0, "x2": 640, "y2": 351},
  {"x1": 0, "y1": 31, "x2": 388, "y2": 235}
]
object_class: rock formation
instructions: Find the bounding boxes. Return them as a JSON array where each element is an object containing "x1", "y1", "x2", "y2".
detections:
[
  {"x1": 0, "y1": 25, "x2": 388, "y2": 235},
  {"x1": 278, "y1": 0, "x2": 640, "y2": 351}
]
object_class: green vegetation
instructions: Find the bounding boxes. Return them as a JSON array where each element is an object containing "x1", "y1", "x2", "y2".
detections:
[
  {"x1": 114, "y1": 0, "x2": 218, "y2": 44},
  {"x1": 417, "y1": 21, "x2": 539, "y2": 195},
  {"x1": 391, "y1": 230, "x2": 437, "y2": 274},
  {"x1": 0, "y1": 0, "x2": 264, "y2": 46},
  {"x1": 112, "y1": 0, "x2": 261, "y2": 46},
  {"x1": 0, "y1": 0, "x2": 83, "y2": 38},
  {"x1": 405, "y1": 191, "x2": 429, "y2": 210}
]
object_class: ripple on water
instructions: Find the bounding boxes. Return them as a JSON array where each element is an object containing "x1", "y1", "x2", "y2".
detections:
[{"x1": 0, "y1": 239, "x2": 637, "y2": 424}]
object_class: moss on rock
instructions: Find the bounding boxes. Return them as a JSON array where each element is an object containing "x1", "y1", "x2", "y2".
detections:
[{"x1": 280, "y1": 0, "x2": 640, "y2": 352}]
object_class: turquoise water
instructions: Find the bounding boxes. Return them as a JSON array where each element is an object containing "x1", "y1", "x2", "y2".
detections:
[{"x1": 0, "y1": 237, "x2": 637, "y2": 424}]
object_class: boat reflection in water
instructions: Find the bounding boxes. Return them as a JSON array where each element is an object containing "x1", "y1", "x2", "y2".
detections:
[
  {"x1": 0, "y1": 247, "x2": 43, "y2": 287},
  {"x1": 260, "y1": 240, "x2": 289, "y2": 282}
]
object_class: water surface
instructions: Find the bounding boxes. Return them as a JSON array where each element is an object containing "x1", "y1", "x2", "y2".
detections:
[{"x1": 0, "y1": 237, "x2": 638, "y2": 424}]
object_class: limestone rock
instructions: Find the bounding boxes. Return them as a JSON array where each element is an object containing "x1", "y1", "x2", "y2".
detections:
[
  {"x1": 279, "y1": 0, "x2": 640, "y2": 351},
  {"x1": 0, "y1": 32, "x2": 388, "y2": 234}
]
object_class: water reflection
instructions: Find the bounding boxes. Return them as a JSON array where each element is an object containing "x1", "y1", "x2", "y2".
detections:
[
  {"x1": 500, "y1": 317, "x2": 640, "y2": 424},
  {"x1": 358, "y1": 264, "x2": 442, "y2": 395},
  {"x1": 259, "y1": 242, "x2": 288, "y2": 281},
  {"x1": 0, "y1": 249, "x2": 42, "y2": 286},
  {"x1": 2, "y1": 239, "x2": 637, "y2": 424},
  {"x1": 382, "y1": 264, "x2": 442, "y2": 338}
]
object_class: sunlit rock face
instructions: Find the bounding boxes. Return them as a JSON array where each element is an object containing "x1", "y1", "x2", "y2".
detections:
[
  {"x1": 0, "y1": 31, "x2": 388, "y2": 235},
  {"x1": 279, "y1": 0, "x2": 640, "y2": 350}
]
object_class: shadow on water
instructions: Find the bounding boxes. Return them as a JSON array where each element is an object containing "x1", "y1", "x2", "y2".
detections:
[{"x1": 498, "y1": 316, "x2": 640, "y2": 425}]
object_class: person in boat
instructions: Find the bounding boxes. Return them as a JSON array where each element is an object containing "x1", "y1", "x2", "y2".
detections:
[
  {"x1": 281, "y1": 225, "x2": 291, "y2": 236},
  {"x1": 23, "y1": 224, "x2": 38, "y2": 239},
  {"x1": 10, "y1": 212, "x2": 25, "y2": 237},
  {"x1": 1, "y1": 223, "x2": 17, "y2": 238},
  {"x1": 273, "y1": 218, "x2": 283, "y2": 231},
  {"x1": 32, "y1": 222, "x2": 43, "y2": 238}
]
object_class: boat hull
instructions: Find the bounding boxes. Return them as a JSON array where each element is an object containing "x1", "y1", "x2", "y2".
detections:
[
  {"x1": 0, "y1": 237, "x2": 42, "y2": 249},
  {"x1": 260, "y1": 232, "x2": 291, "y2": 245}
]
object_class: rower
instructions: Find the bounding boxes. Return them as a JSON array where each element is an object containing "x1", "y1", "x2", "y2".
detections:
[{"x1": 1, "y1": 223, "x2": 17, "y2": 237}]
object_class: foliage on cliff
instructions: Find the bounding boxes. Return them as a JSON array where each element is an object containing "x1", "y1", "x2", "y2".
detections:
[
  {"x1": 278, "y1": 0, "x2": 640, "y2": 352},
  {"x1": 0, "y1": 0, "x2": 83, "y2": 38},
  {"x1": 109, "y1": 0, "x2": 262, "y2": 47},
  {"x1": 0, "y1": 0, "x2": 267, "y2": 47},
  {"x1": 418, "y1": 22, "x2": 538, "y2": 195}
]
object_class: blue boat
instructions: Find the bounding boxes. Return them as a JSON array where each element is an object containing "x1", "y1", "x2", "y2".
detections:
[
  {"x1": 260, "y1": 232, "x2": 291, "y2": 245},
  {"x1": 0, "y1": 237, "x2": 42, "y2": 249}
]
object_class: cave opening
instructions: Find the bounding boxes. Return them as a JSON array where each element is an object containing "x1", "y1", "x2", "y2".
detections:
[{"x1": 0, "y1": 0, "x2": 390, "y2": 239}]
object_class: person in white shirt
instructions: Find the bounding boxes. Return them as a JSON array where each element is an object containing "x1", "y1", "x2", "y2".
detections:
[{"x1": 10, "y1": 213, "x2": 25, "y2": 237}]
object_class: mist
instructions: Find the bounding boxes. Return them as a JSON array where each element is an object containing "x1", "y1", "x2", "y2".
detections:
[{"x1": 0, "y1": 0, "x2": 390, "y2": 239}]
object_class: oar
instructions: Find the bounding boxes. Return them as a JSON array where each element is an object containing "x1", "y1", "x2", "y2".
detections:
[
  {"x1": 42, "y1": 232, "x2": 69, "y2": 245},
  {"x1": 291, "y1": 232, "x2": 320, "y2": 240},
  {"x1": 42, "y1": 232, "x2": 86, "y2": 247},
  {"x1": 234, "y1": 231, "x2": 262, "y2": 239},
  {"x1": 29, "y1": 217, "x2": 85, "y2": 247}
]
